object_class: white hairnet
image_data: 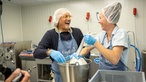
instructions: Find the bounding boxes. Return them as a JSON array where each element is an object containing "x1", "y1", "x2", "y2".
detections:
[
  {"x1": 101, "y1": 2, "x2": 122, "y2": 24},
  {"x1": 53, "y1": 8, "x2": 71, "y2": 27}
]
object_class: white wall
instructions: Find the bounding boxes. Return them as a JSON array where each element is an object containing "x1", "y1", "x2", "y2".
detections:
[
  {"x1": 21, "y1": 0, "x2": 146, "y2": 51},
  {"x1": 143, "y1": 0, "x2": 146, "y2": 50},
  {"x1": 0, "y1": 1, "x2": 145, "y2": 49},
  {"x1": 0, "y1": 2, "x2": 23, "y2": 42},
  {"x1": 0, "y1": 0, "x2": 145, "y2": 71},
  {"x1": 0, "y1": 0, "x2": 145, "y2": 50},
  {"x1": 21, "y1": 0, "x2": 109, "y2": 44}
]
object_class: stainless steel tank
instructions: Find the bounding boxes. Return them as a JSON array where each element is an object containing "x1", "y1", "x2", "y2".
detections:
[
  {"x1": 58, "y1": 59, "x2": 92, "y2": 82},
  {"x1": 88, "y1": 55, "x2": 99, "y2": 79},
  {"x1": 142, "y1": 50, "x2": 146, "y2": 79}
]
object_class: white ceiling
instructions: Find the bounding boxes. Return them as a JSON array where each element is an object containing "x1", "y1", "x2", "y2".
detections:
[{"x1": 3, "y1": 0, "x2": 70, "y2": 6}]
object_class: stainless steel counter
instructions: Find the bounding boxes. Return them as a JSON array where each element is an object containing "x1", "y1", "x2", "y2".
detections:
[{"x1": 21, "y1": 55, "x2": 53, "y2": 82}]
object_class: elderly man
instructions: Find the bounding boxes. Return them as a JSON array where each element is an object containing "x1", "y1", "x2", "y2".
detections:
[{"x1": 33, "y1": 8, "x2": 85, "y2": 82}]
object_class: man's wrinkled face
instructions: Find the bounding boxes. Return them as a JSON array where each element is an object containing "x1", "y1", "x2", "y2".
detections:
[{"x1": 58, "y1": 12, "x2": 72, "y2": 31}]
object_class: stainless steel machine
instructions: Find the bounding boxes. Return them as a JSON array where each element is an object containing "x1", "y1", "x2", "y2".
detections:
[
  {"x1": 21, "y1": 57, "x2": 53, "y2": 82},
  {"x1": 0, "y1": 42, "x2": 17, "y2": 81},
  {"x1": 0, "y1": 41, "x2": 32, "y2": 81},
  {"x1": 89, "y1": 70, "x2": 145, "y2": 82}
]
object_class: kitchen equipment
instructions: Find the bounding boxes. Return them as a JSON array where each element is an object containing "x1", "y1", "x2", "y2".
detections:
[
  {"x1": 89, "y1": 70, "x2": 145, "y2": 82},
  {"x1": 142, "y1": 50, "x2": 146, "y2": 79},
  {"x1": 58, "y1": 59, "x2": 92, "y2": 82},
  {"x1": 88, "y1": 54, "x2": 99, "y2": 79}
]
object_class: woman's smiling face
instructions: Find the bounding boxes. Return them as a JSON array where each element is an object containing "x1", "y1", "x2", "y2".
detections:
[{"x1": 98, "y1": 12, "x2": 111, "y2": 31}]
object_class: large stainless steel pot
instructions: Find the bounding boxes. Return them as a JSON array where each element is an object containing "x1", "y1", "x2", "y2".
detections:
[
  {"x1": 88, "y1": 54, "x2": 99, "y2": 79},
  {"x1": 58, "y1": 59, "x2": 92, "y2": 82}
]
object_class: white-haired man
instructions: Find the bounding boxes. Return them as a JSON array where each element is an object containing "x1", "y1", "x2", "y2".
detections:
[{"x1": 33, "y1": 8, "x2": 89, "y2": 82}]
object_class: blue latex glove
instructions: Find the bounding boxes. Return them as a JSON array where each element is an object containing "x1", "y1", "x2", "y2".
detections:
[
  {"x1": 50, "y1": 50, "x2": 66, "y2": 63},
  {"x1": 78, "y1": 55, "x2": 84, "y2": 59},
  {"x1": 94, "y1": 57, "x2": 100, "y2": 64},
  {"x1": 65, "y1": 53, "x2": 84, "y2": 61},
  {"x1": 84, "y1": 34, "x2": 96, "y2": 45}
]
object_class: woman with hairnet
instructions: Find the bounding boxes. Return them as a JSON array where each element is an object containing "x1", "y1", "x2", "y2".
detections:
[
  {"x1": 81, "y1": 2, "x2": 129, "y2": 71},
  {"x1": 33, "y1": 8, "x2": 89, "y2": 82}
]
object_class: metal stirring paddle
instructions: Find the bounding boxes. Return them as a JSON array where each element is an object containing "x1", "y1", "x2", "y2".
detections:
[{"x1": 76, "y1": 38, "x2": 84, "y2": 56}]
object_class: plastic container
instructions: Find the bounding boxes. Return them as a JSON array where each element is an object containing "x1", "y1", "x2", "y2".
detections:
[{"x1": 89, "y1": 70, "x2": 145, "y2": 82}]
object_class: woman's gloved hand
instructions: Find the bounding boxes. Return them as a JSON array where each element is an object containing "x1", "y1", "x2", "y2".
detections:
[
  {"x1": 50, "y1": 50, "x2": 66, "y2": 63},
  {"x1": 84, "y1": 34, "x2": 96, "y2": 45},
  {"x1": 65, "y1": 53, "x2": 84, "y2": 61}
]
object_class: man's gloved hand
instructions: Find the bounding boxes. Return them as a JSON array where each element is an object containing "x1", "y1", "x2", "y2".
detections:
[
  {"x1": 50, "y1": 50, "x2": 66, "y2": 63},
  {"x1": 84, "y1": 34, "x2": 96, "y2": 45},
  {"x1": 65, "y1": 53, "x2": 84, "y2": 61}
]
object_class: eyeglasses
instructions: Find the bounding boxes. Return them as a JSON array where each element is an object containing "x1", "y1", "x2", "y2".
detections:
[
  {"x1": 62, "y1": 15, "x2": 72, "y2": 19},
  {"x1": 96, "y1": 12, "x2": 100, "y2": 21}
]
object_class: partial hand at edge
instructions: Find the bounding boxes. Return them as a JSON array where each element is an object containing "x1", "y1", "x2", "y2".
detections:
[{"x1": 5, "y1": 68, "x2": 30, "y2": 82}]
